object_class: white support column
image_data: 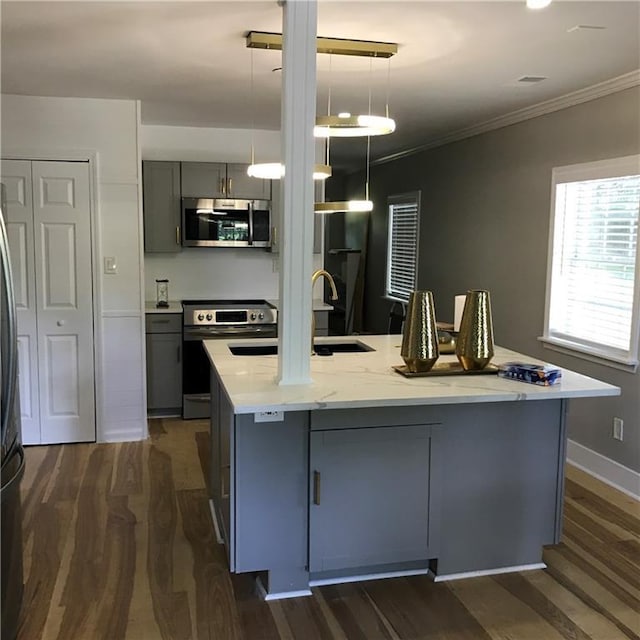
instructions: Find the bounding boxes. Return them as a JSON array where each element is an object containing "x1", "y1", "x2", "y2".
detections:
[{"x1": 277, "y1": 0, "x2": 317, "y2": 385}]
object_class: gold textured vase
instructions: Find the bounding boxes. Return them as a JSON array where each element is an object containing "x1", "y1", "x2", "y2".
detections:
[
  {"x1": 401, "y1": 291, "x2": 439, "y2": 373},
  {"x1": 455, "y1": 290, "x2": 494, "y2": 371}
]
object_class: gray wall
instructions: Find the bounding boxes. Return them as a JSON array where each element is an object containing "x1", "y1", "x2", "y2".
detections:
[{"x1": 346, "y1": 86, "x2": 640, "y2": 473}]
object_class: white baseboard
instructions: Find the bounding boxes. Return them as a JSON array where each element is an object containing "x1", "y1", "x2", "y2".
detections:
[
  {"x1": 208, "y1": 499, "x2": 224, "y2": 545},
  {"x1": 255, "y1": 576, "x2": 312, "y2": 601},
  {"x1": 566, "y1": 439, "x2": 640, "y2": 501},
  {"x1": 434, "y1": 563, "x2": 546, "y2": 583},
  {"x1": 309, "y1": 567, "x2": 431, "y2": 588}
]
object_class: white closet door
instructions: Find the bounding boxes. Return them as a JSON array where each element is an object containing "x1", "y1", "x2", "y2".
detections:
[
  {"x1": 0, "y1": 160, "x2": 40, "y2": 444},
  {"x1": 32, "y1": 161, "x2": 95, "y2": 444}
]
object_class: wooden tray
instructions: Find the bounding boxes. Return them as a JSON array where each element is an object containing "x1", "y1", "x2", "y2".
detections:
[{"x1": 393, "y1": 362, "x2": 499, "y2": 378}]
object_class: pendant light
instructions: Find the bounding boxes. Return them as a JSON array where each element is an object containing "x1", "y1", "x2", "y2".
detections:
[
  {"x1": 246, "y1": 31, "x2": 397, "y2": 139},
  {"x1": 246, "y1": 45, "x2": 332, "y2": 182},
  {"x1": 247, "y1": 162, "x2": 332, "y2": 181},
  {"x1": 314, "y1": 56, "x2": 376, "y2": 214}
]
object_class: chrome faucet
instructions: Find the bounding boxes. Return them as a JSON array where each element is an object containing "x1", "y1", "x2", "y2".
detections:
[{"x1": 311, "y1": 269, "x2": 338, "y2": 354}]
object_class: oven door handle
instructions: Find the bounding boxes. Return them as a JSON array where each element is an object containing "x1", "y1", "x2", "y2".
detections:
[{"x1": 183, "y1": 325, "x2": 277, "y2": 340}]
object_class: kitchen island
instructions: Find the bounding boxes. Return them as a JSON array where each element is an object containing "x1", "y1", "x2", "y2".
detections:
[{"x1": 204, "y1": 335, "x2": 619, "y2": 599}]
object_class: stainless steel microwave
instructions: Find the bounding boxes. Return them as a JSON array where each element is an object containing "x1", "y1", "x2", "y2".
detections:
[{"x1": 181, "y1": 197, "x2": 271, "y2": 248}]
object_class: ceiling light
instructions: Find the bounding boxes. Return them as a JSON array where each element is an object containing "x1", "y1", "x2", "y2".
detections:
[
  {"x1": 314, "y1": 114, "x2": 396, "y2": 138},
  {"x1": 246, "y1": 31, "x2": 397, "y2": 58},
  {"x1": 247, "y1": 163, "x2": 332, "y2": 181},
  {"x1": 526, "y1": 0, "x2": 552, "y2": 9}
]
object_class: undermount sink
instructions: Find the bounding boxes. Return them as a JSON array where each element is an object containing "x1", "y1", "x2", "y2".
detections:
[{"x1": 229, "y1": 340, "x2": 374, "y2": 356}]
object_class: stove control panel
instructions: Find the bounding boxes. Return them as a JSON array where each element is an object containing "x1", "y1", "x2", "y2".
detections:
[{"x1": 184, "y1": 304, "x2": 277, "y2": 327}]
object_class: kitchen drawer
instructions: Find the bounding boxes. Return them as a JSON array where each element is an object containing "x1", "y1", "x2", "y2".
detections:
[
  {"x1": 310, "y1": 405, "x2": 444, "y2": 431},
  {"x1": 145, "y1": 313, "x2": 182, "y2": 334}
]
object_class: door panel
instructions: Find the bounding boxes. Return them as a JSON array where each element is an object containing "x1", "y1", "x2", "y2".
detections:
[
  {"x1": 41, "y1": 223, "x2": 77, "y2": 308},
  {"x1": 16, "y1": 336, "x2": 38, "y2": 443},
  {"x1": 310, "y1": 425, "x2": 432, "y2": 573},
  {"x1": 32, "y1": 161, "x2": 94, "y2": 444},
  {"x1": 1, "y1": 160, "x2": 40, "y2": 443},
  {"x1": 45, "y1": 335, "x2": 79, "y2": 415}
]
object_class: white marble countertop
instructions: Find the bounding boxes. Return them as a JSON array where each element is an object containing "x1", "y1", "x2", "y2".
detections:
[
  {"x1": 144, "y1": 299, "x2": 332, "y2": 314},
  {"x1": 145, "y1": 301, "x2": 183, "y2": 314},
  {"x1": 204, "y1": 334, "x2": 620, "y2": 414},
  {"x1": 268, "y1": 298, "x2": 333, "y2": 312}
]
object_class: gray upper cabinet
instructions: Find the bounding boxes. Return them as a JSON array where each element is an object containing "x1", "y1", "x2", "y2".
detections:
[
  {"x1": 143, "y1": 161, "x2": 182, "y2": 253},
  {"x1": 181, "y1": 161, "x2": 270, "y2": 200}
]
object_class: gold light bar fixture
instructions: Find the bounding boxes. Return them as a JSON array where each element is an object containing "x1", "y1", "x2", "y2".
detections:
[{"x1": 246, "y1": 31, "x2": 397, "y2": 58}]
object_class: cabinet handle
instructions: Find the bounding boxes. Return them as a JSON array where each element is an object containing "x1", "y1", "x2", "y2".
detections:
[
  {"x1": 221, "y1": 464, "x2": 230, "y2": 499},
  {"x1": 175, "y1": 226, "x2": 181, "y2": 245},
  {"x1": 219, "y1": 177, "x2": 226, "y2": 196},
  {"x1": 313, "y1": 470, "x2": 321, "y2": 505},
  {"x1": 227, "y1": 177, "x2": 233, "y2": 196}
]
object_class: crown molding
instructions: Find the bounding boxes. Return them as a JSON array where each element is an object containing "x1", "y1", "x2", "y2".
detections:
[{"x1": 373, "y1": 70, "x2": 640, "y2": 167}]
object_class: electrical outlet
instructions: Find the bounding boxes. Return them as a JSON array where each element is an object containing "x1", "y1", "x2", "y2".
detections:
[
  {"x1": 613, "y1": 417, "x2": 624, "y2": 441},
  {"x1": 255, "y1": 410, "x2": 284, "y2": 423}
]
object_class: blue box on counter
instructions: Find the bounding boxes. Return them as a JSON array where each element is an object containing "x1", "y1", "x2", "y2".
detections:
[{"x1": 497, "y1": 362, "x2": 562, "y2": 386}]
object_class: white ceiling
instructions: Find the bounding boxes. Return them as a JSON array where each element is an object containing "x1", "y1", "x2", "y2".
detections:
[{"x1": 1, "y1": 1, "x2": 639, "y2": 171}]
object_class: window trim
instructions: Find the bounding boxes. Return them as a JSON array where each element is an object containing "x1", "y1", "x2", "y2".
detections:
[
  {"x1": 541, "y1": 154, "x2": 640, "y2": 370},
  {"x1": 385, "y1": 191, "x2": 421, "y2": 303}
]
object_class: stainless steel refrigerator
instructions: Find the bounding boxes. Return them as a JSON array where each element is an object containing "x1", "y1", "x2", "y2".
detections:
[{"x1": 1, "y1": 183, "x2": 25, "y2": 640}]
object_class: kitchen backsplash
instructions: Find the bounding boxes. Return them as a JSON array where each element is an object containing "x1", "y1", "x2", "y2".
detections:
[{"x1": 144, "y1": 250, "x2": 324, "y2": 301}]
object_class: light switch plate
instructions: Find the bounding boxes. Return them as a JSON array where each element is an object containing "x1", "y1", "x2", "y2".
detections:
[{"x1": 104, "y1": 257, "x2": 117, "y2": 274}]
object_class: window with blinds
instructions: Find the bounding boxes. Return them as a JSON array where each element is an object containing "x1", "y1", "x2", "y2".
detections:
[
  {"x1": 386, "y1": 192, "x2": 420, "y2": 302},
  {"x1": 543, "y1": 155, "x2": 640, "y2": 367}
]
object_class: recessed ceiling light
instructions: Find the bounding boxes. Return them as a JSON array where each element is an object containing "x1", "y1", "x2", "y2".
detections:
[
  {"x1": 526, "y1": 0, "x2": 552, "y2": 9},
  {"x1": 567, "y1": 25, "x2": 607, "y2": 33},
  {"x1": 517, "y1": 76, "x2": 548, "y2": 84}
]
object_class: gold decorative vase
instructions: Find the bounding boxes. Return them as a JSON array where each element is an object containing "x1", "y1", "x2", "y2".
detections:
[
  {"x1": 455, "y1": 290, "x2": 494, "y2": 371},
  {"x1": 401, "y1": 291, "x2": 439, "y2": 373}
]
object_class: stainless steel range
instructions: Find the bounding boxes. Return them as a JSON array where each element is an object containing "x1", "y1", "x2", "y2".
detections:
[{"x1": 182, "y1": 299, "x2": 277, "y2": 419}]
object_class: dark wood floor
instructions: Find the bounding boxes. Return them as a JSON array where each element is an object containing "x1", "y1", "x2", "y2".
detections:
[{"x1": 17, "y1": 418, "x2": 640, "y2": 640}]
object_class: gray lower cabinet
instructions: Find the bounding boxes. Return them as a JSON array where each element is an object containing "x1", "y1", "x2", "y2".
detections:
[
  {"x1": 218, "y1": 382, "x2": 234, "y2": 558},
  {"x1": 309, "y1": 424, "x2": 434, "y2": 575},
  {"x1": 434, "y1": 400, "x2": 564, "y2": 576},
  {"x1": 145, "y1": 314, "x2": 182, "y2": 415},
  {"x1": 142, "y1": 161, "x2": 181, "y2": 253}
]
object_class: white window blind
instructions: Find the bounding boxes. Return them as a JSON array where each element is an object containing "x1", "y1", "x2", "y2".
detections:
[
  {"x1": 544, "y1": 155, "x2": 640, "y2": 367},
  {"x1": 386, "y1": 192, "x2": 420, "y2": 302}
]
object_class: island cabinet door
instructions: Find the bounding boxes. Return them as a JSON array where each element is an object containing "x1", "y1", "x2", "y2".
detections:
[{"x1": 309, "y1": 424, "x2": 435, "y2": 574}]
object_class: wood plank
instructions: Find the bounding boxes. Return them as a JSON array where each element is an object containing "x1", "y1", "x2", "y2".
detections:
[
  {"x1": 565, "y1": 464, "x2": 640, "y2": 520},
  {"x1": 563, "y1": 518, "x2": 640, "y2": 593},
  {"x1": 176, "y1": 487, "x2": 242, "y2": 640},
  {"x1": 491, "y1": 572, "x2": 593, "y2": 640},
  {"x1": 146, "y1": 444, "x2": 193, "y2": 639},
  {"x1": 565, "y1": 475, "x2": 640, "y2": 536},
  {"x1": 365, "y1": 575, "x2": 495, "y2": 640},
  {"x1": 447, "y1": 576, "x2": 570, "y2": 640},
  {"x1": 320, "y1": 582, "x2": 396, "y2": 640},
  {"x1": 544, "y1": 545, "x2": 640, "y2": 638},
  {"x1": 16, "y1": 420, "x2": 640, "y2": 640},
  {"x1": 111, "y1": 441, "x2": 143, "y2": 496},
  {"x1": 523, "y1": 567, "x2": 636, "y2": 640}
]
